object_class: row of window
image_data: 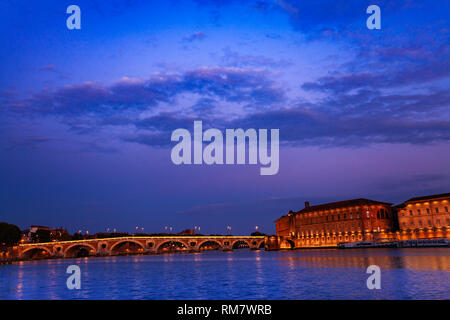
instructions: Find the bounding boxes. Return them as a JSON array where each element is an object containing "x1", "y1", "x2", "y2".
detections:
[
  {"x1": 300, "y1": 234, "x2": 363, "y2": 243},
  {"x1": 402, "y1": 218, "x2": 450, "y2": 228},
  {"x1": 298, "y1": 210, "x2": 390, "y2": 225},
  {"x1": 406, "y1": 207, "x2": 448, "y2": 216},
  {"x1": 298, "y1": 213, "x2": 361, "y2": 224}
]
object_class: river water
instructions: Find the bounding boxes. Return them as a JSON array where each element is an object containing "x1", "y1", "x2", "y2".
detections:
[{"x1": 0, "y1": 248, "x2": 449, "y2": 300}]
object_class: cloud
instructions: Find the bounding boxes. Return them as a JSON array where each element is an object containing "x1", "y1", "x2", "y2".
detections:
[
  {"x1": 183, "y1": 31, "x2": 207, "y2": 42},
  {"x1": 4, "y1": 135, "x2": 55, "y2": 150},
  {"x1": 228, "y1": 88, "x2": 450, "y2": 147},
  {"x1": 122, "y1": 84, "x2": 450, "y2": 148},
  {"x1": 39, "y1": 64, "x2": 56, "y2": 72},
  {"x1": 8, "y1": 63, "x2": 450, "y2": 149},
  {"x1": 302, "y1": 59, "x2": 450, "y2": 93},
  {"x1": 9, "y1": 67, "x2": 284, "y2": 118},
  {"x1": 275, "y1": 0, "x2": 450, "y2": 40},
  {"x1": 221, "y1": 47, "x2": 292, "y2": 68}
]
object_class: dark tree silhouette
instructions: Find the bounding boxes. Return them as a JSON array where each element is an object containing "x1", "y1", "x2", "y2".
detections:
[{"x1": 0, "y1": 222, "x2": 21, "y2": 249}]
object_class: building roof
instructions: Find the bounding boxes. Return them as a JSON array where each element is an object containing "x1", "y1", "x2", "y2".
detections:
[
  {"x1": 296, "y1": 198, "x2": 392, "y2": 214},
  {"x1": 30, "y1": 225, "x2": 50, "y2": 229},
  {"x1": 404, "y1": 193, "x2": 450, "y2": 203},
  {"x1": 276, "y1": 198, "x2": 391, "y2": 221}
]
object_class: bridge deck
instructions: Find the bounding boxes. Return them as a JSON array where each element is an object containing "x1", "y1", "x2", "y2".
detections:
[{"x1": 18, "y1": 235, "x2": 265, "y2": 247}]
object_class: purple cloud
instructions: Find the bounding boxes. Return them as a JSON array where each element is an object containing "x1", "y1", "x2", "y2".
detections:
[{"x1": 183, "y1": 31, "x2": 207, "y2": 42}]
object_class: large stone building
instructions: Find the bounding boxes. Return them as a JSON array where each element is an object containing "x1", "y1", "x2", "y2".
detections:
[
  {"x1": 274, "y1": 193, "x2": 450, "y2": 249},
  {"x1": 275, "y1": 198, "x2": 394, "y2": 248},
  {"x1": 396, "y1": 193, "x2": 450, "y2": 239}
]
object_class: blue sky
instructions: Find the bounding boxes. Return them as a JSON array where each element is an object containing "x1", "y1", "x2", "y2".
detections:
[{"x1": 0, "y1": 0, "x2": 449, "y2": 234}]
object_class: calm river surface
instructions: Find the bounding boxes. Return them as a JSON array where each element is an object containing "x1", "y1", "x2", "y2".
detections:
[{"x1": 1, "y1": 248, "x2": 449, "y2": 300}]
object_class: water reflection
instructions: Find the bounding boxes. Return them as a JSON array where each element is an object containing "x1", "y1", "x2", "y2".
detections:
[
  {"x1": 276, "y1": 249, "x2": 450, "y2": 272},
  {"x1": 0, "y1": 248, "x2": 448, "y2": 300}
]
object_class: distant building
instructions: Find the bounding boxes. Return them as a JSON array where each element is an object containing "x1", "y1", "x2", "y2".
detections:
[
  {"x1": 178, "y1": 229, "x2": 195, "y2": 236},
  {"x1": 20, "y1": 229, "x2": 31, "y2": 243},
  {"x1": 29, "y1": 225, "x2": 50, "y2": 234},
  {"x1": 396, "y1": 193, "x2": 450, "y2": 234},
  {"x1": 276, "y1": 199, "x2": 394, "y2": 248},
  {"x1": 26, "y1": 226, "x2": 69, "y2": 242}
]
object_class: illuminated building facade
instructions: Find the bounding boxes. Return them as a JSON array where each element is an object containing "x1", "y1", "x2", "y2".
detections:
[
  {"x1": 274, "y1": 193, "x2": 450, "y2": 249},
  {"x1": 276, "y1": 199, "x2": 394, "y2": 248},
  {"x1": 396, "y1": 193, "x2": 450, "y2": 239}
]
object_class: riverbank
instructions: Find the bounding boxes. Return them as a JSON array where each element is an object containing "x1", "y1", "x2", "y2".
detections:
[{"x1": 338, "y1": 238, "x2": 450, "y2": 249}]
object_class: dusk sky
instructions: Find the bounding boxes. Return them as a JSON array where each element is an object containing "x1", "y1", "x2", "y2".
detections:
[{"x1": 1, "y1": 0, "x2": 449, "y2": 235}]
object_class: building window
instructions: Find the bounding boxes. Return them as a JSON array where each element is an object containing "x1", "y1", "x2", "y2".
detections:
[
  {"x1": 418, "y1": 209, "x2": 421, "y2": 215},
  {"x1": 409, "y1": 210, "x2": 413, "y2": 216},
  {"x1": 445, "y1": 207, "x2": 448, "y2": 213},
  {"x1": 436, "y1": 208, "x2": 439, "y2": 213},
  {"x1": 426, "y1": 208, "x2": 430, "y2": 214}
]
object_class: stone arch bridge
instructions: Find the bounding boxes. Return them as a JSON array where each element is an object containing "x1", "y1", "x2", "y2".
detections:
[{"x1": 17, "y1": 236, "x2": 266, "y2": 260}]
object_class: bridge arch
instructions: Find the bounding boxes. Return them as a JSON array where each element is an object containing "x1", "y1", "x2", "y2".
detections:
[
  {"x1": 110, "y1": 239, "x2": 145, "y2": 255},
  {"x1": 64, "y1": 243, "x2": 97, "y2": 258},
  {"x1": 20, "y1": 247, "x2": 52, "y2": 259},
  {"x1": 197, "y1": 240, "x2": 222, "y2": 250},
  {"x1": 255, "y1": 239, "x2": 265, "y2": 249},
  {"x1": 279, "y1": 238, "x2": 295, "y2": 249},
  {"x1": 155, "y1": 240, "x2": 188, "y2": 253},
  {"x1": 232, "y1": 239, "x2": 251, "y2": 249}
]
